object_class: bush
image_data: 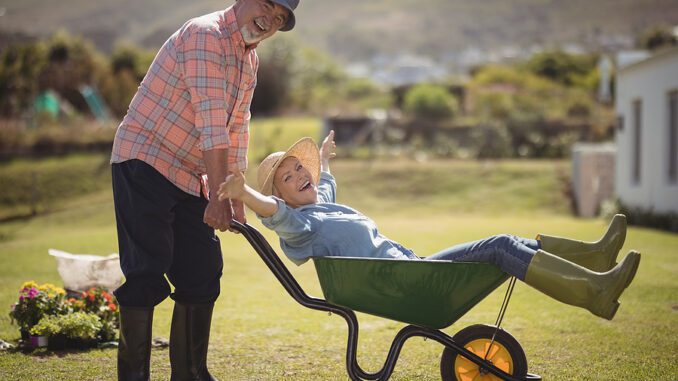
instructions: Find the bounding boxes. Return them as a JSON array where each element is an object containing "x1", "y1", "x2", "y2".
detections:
[
  {"x1": 620, "y1": 203, "x2": 678, "y2": 233},
  {"x1": 522, "y1": 50, "x2": 598, "y2": 88},
  {"x1": 637, "y1": 25, "x2": 677, "y2": 51},
  {"x1": 471, "y1": 124, "x2": 513, "y2": 159},
  {"x1": 403, "y1": 84, "x2": 458, "y2": 121}
]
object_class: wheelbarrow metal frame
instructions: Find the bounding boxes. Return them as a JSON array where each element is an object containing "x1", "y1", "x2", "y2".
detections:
[{"x1": 231, "y1": 221, "x2": 541, "y2": 381}]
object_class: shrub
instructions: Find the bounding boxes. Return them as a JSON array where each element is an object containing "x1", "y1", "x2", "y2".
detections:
[
  {"x1": 601, "y1": 199, "x2": 678, "y2": 233},
  {"x1": 403, "y1": 84, "x2": 458, "y2": 121},
  {"x1": 470, "y1": 124, "x2": 513, "y2": 159},
  {"x1": 522, "y1": 50, "x2": 598, "y2": 88}
]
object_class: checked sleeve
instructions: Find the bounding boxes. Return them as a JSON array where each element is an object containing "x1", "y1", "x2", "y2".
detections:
[{"x1": 178, "y1": 27, "x2": 234, "y2": 153}]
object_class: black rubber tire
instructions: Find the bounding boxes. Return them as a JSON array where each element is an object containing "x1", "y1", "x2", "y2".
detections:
[{"x1": 440, "y1": 324, "x2": 528, "y2": 381}]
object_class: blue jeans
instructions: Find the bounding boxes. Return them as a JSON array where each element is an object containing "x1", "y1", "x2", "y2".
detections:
[{"x1": 424, "y1": 234, "x2": 540, "y2": 280}]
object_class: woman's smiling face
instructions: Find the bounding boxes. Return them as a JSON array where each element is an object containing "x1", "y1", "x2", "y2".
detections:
[
  {"x1": 272, "y1": 156, "x2": 318, "y2": 208},
  {"x1": 235, "y1": 0, "x2": 290, "y2": 45}
]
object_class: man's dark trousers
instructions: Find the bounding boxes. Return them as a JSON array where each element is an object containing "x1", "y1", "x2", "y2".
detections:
[{"x1": 111, "y1": 159, "x2": 223, "y2": 307}]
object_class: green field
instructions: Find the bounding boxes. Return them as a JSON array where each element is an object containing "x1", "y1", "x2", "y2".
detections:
[{"x1": 0, "y1": 119, "x2": 676, "y2": 380}]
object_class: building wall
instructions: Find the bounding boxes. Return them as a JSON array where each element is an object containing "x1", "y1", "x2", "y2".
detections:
[{"x1": 615, "y1": 49, "x2": 678, "y2": 214}]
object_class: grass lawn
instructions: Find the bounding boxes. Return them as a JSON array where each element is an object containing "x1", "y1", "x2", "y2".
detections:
[{"x1": 0, "y1": 122, "x2": 676, "y2": 379}]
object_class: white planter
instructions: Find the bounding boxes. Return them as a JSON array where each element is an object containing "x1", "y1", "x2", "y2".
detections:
[{"x1": 30, "y1": 335, "x2": 48, "y2": 348}]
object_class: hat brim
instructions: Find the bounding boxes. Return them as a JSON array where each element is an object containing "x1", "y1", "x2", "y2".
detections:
[
  {"x1": 259, "y1": 137, "x2": 319, "y2": 196},
  {"x1": 271, "y1": 0, "x2": 296, "y2": 31}
]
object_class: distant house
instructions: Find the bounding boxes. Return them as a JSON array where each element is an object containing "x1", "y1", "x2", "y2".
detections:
[{"x1": 615, "y1": 47, "x2": 678, "y2": 214}]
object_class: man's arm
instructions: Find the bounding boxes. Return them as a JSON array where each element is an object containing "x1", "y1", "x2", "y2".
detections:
[
  {"x1": 202, "y1": 148, "x2": 246, "y2": 231},
  {"x1": 178, "y1": 26, "x2": 249, "y2": 231},
  {"x1": 202, "y1": 148, "x2": 232, "y2": 231}
]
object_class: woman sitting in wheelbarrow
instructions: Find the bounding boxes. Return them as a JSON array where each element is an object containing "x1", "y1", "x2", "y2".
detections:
[{"x1": 217, "y1": 131, "x2": 640, "y2": 321}]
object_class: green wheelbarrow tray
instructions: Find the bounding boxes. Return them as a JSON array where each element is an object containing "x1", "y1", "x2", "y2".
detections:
[
  {"x1": 313, "y1": 256, "x2": 509, "y2": 330},
  {"x1": 231, "y1": 221, "x2": 541, "y2": 381}
]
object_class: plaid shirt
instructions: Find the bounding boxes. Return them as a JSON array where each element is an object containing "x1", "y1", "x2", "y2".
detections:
[{"x1": 111, "y1": 7, "x2": 258, "y2": 197}]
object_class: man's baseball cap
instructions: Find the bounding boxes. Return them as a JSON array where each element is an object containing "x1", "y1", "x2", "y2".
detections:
[{"x1": 271, "y1": 0, "x2": 299, "y2": 32}]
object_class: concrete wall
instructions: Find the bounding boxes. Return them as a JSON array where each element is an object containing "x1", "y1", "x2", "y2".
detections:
[
  {"x1": 615, "y1": 48, "x2": 678, "y2": 214},
  {"x1": 572, "y1": 143, "x2": 616, "y2": 217}
]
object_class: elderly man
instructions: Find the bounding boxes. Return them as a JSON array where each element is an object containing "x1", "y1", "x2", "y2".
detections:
[{"x1": 110, "y1": 1, "x2": 299, "y2": 380}]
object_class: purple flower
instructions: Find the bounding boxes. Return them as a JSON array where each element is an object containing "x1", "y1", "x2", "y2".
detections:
[
  {"x1": 27, "y1": 288, "x2": 38, "y2": 299},
  {"x1": 19, "y1": 296, "x2": 24, "y2": 302}
]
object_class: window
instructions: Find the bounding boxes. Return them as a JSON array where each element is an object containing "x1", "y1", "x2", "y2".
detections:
[
  {"x1": 632, "y1": 99, "x2": 642, "y2": 185},
  {"x1": 669, "y1": 90, "x2": 678, "y2": 184}
]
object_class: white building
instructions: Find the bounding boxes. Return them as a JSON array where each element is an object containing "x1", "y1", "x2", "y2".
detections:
[{"x1": 615, "y1": 47, "x2": 678, "y2": 214}]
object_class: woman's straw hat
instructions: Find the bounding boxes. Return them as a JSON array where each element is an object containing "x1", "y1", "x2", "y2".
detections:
[{"x1": 256, "y1": 137, "x2": 320, "y2": 196}]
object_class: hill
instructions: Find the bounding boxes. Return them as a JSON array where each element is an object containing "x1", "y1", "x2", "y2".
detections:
[{"x1": 1, "y1": 0, "x2": 677, "y2": 62}]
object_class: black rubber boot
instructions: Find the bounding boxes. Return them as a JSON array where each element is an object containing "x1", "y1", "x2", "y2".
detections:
[
  {"x1": 169, "y1": 302, "x2": 218, "y2": 381},
  {"x1": 118, "y1": 306, "x2": 154, "y2": 381}
]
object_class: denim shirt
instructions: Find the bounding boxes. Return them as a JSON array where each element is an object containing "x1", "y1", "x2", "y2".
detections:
[{"x1": 259, "y1": 172, "x2": 418, "y2": 265}]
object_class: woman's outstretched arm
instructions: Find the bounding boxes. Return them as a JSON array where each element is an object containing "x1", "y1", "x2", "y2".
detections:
[
  {"x1": 217, "y1": 171, "x2": 278, "y2": 217},
  {"x1": 320, "y1": 130, "x2": 336, "y2": 173}
]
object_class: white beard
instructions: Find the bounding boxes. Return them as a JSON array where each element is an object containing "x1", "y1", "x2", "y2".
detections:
[{"x1": 240, "y1": 25, "x2": 262, "y2": 45}]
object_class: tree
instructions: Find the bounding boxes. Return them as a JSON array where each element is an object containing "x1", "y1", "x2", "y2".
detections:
[
  {"x1": 98, "y1": 43, "x2": 154, "y2": 117},
  {"x1": 38, "y1": 31, "x2": 103, "y2": 115},
  {"x1": 0, "y1": 42, "x2": 48, "y2": 117},
  {"x1": 250, "y1": 36, "x2": 295, "y2": 115},
  {"x1": 522, "y1": 50, "x2": 598, "y2": 88},
  {"x1": 638, "y1": 26, "x2": 677, "y2": 51}
]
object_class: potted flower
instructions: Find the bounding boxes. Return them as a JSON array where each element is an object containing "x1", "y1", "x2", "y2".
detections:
[
  {"x1": 70, "y1": 287, "x2": 120, "y2": 342},
  {"x1": 8, "y1": 281, "x2": 67, "y2": 339},
  {"x1": 29, "y1": 315, "x2": 62, "y2": 348},
  {"x1": 30, "y1": 312, "x2": 103, "y2": 350},
  {"x1": 59, "y1": 312, "x2": 103, "y2": 349}
]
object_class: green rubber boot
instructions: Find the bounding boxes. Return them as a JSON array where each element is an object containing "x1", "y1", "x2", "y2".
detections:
[
  {"x1": 536, "y1": 214, "x2": 627, "y2": 272},
  {"x1": 524, "y1": 249, "x2": 641, "y2": 320}
]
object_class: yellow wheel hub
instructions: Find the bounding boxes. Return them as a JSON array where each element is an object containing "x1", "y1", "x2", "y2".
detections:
[{"x1": 454, "y1": 338, "x2": 514, "y2": 381}]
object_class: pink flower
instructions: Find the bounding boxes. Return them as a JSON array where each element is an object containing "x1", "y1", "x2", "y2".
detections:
[
  {"x1": 19, "y1": 296, "x2": 24, "y2": 302},
  {"x1": 27, "y1": 288, "x2": 39, "y2": 299}
]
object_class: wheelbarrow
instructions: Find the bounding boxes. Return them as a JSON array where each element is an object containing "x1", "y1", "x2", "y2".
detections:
[{"x1": 231, "y1": 221, "x2": 542, "y2": 381}]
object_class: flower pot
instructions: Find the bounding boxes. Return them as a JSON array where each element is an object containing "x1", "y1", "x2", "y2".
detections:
[
  {"x1": 66, "y1": 337, "x2": 99, "y2": 350},
  {"x1": 30, "y1": 335, "x2": 48, "y2": 348},
  {"x1": 47, "y1": 334, "x2": 67, "y2": 350}
]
